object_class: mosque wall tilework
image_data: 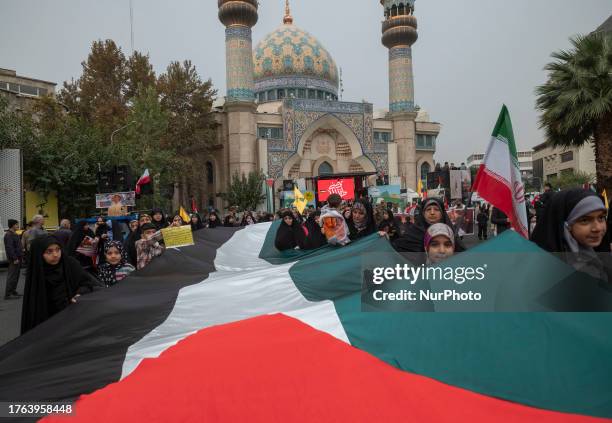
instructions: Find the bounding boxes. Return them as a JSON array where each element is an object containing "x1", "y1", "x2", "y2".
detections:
[
  {"x1": 266, "y1": 100, "x2": 387, "y2": 178},
  {"x1": 226, "y1": 27, "x2": 255, "y2": 101},
  {"x1": 389, "y1": 46, "x2": 415, "y2": 112}
]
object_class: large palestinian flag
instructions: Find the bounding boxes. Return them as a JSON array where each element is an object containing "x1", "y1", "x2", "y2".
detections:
[{"x1": 0, "y1": 223, "x2": 611, "y2": 422}]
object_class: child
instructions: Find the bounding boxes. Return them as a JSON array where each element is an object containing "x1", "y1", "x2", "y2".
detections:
[
  {"x1": 531, "y1": 189, "x2": 609, "y2": 282},
  {"x1": 320, "y1": 194, "x2": 350, "y2": 246},
  {"x1": 424, "y1": 223, "x2": 456, "y2": 264},
  {"x1": 135, "y1": 223, "x2": 165, "y2": 270},
  {"x1": 97, "y1": 241, "x2": 135, "y2": 286}
]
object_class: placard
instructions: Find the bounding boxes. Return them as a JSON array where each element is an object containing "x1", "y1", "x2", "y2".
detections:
[
  {"x1": 161, "y1": 225, "x2": 195, "y2": 248},
  {"x1": 96, "y1": 192, "x2": 136, "y2": 209},
  {"x1": 317, "y1": 178, "x2": 355, "y2": 201}
]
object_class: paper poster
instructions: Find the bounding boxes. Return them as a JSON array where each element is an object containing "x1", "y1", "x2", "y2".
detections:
[
  {"x1": 96, "y1": 192, "x2": 136, "y2": 209},
  {"x1": 161, "y1": 225, "x2": 195, "y2": 248}
]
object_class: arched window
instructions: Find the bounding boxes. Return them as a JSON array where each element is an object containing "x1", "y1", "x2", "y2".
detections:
[
  {"x1": 420, "y1": 162, "x2": 431, "y2": 182},
  {"x1": 206, "y1": 162, "x2": 214, "y2": 184},
  {"x1": 391, "y1": 5, "x2": 397, "y2": 16},
  {"x1": 398, "y1": 3, "x2": 405, "y2": 15},
  {"x1": 318, "y1": 161, "x2": 333, "y2": 175}
]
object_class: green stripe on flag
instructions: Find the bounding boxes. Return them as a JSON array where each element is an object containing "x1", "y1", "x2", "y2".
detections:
[
  {"x1": 284, "y1": 231, "x2": 612, "y2": 418},
  {"x1": 492, "y1": 104, "x2": 518, "y2": 160}
]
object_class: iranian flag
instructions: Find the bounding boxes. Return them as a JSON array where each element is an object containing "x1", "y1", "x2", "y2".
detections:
[
  {"x1": 1, "y1": 223, "x2": 611, "y2": 422},
  {"x1": 135, "y1": 168, "x2": 151, "y2": 195},
  {"x1": 472, "y1": 105, "x2": 528, "y2": 237}
]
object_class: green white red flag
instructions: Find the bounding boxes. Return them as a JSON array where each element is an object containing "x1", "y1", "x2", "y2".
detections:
[{"x1": 472, "y1": 105, "x2": 529, "y2": 237}]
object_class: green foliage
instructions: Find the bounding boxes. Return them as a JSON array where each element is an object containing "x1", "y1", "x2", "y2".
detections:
[
  {"x1": 222, "y1": 171, "x2": 267, "y2": 212},
  {"x1": 1, "y1": 39, "x2": 218, "y2": 219},
  {"x1": 0, "y1": 96, "x2": 35, "y2": 150},
  {"x1": 550, "y1": 170, "x2": 595, "y2": 190},
  {"x1": 536, "y1": 32, "x2": 612, "y2": 190}
]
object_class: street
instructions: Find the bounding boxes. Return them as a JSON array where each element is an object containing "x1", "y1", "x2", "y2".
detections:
[{"x1": 0, "y1": 267, "x2": 25, "y2": 347}]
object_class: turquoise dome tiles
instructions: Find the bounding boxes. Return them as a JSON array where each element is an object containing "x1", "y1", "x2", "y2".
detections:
[{"x1": 253, "y1": 23, "x2": 339, "y2": 92}]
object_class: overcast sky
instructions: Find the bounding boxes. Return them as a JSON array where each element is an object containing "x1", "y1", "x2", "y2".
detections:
[{"x1": 1, "y1": 0, "x2": 610, "y2": 163}]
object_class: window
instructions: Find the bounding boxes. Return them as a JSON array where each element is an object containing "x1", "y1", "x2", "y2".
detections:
[
  {"x1": 258, "y1": 92, "x2": 266, "y2": 103},
  {"x1": 560, "y1": 168, "x2": 574, "y2": 176},
  {"x1": 297, "y1": 88, "x2": 306, "y2": 98},
  {"x1": 317, "y1": 90, "x2": 324, "y2": 100},
  {"x1": 374, "y1": 131, "x2": 391, "y2": 142},
  {"x1": 19, "y1": 84, "x2": 38, "y2": 96},
  {"x1": 318, "y1": 161, "x2": 333, "y2": 175},
  {"x1": 308, "y1": 89, "x2": 316, "y2": 99},
  {"x1": 420, "y1": 162, "x2": 431, "y2": 181},
  {"x1": 267, "y1": 90, "x2": 276, "y2": 101},
  {"x1": 416, "y1": 134, "x2": 436, "y2": 150},
  {"x1": 206, "y1": 162, "x2": 214, "y2": 184},
  {"x1": 8, "y1": 83, "x2": 19, "y2": 93},
  {"x1": 258, "y1": 127, "x2": 283, "y2": 140},
  {"x1": 560, "y1": 151, "x2": 573, "y2": 163},
  {"x1": 546, "y1": 173, "x2": 558, "y2": 182},
  {"x1": 287, "y1": 88, "x2": 296, "y2": 98},
  {"x1": 277, "y1": 89, "x2": 285, "y2": 99}
]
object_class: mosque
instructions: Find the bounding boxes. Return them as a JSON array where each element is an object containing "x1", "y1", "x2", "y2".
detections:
[{"x1": 207, "y1": 0, "x2": 440, "y2": 209}]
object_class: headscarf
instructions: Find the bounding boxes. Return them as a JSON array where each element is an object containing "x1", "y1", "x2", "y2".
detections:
[
  {"x1": 151, "y1": 208, "x2": 169, "y2": 231},
  {"x1": 97, "y1": 241, "x2": 133, "y2": 287},
  {"x1": 190, "y1": 213, "x2": 205, "y2": 231},
  {"x1": 303, "y1": 210, "x2": 327, "y2": 250},
  {"x1": 352, "y1": 202, "x2": 369, "y2": 232},
  {"x1": 531, "y1": 189, "x2": 608, "y2": 252},
  {"x1": 21, "y1": 235, "x2": 92, "y2": 334},
  {"x1": 275, "y1": 210, "x2": 305, "y2": 251},
  {"x1": 424, "y1": 223, "x2": 456, "y2": 250},
  {"x1": 392, "y1": 197, "x2": 465, "y2": 253},
  {"x1": 66, "y1": 220, "x2": 94, "y2": 257},
  {"x1": 208, "y1": 212, "x2": 220, "y2": 228}
]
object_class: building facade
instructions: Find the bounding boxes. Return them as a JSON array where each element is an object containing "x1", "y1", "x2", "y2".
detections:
[
  {"x1": 208, "y1": 0, "x2": 440, "y2": 209},
  {"x1": 467, "y1": 150, "x2": 534, "y2": 179},
  {"x1": 531, "y1": 142, "x2": 596, "y2": 186},
  {"x1": 0, "y1": 68, "x2": 56, "y2": 111}
]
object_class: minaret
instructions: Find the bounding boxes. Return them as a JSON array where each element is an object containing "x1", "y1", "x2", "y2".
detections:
[
  {"x1": 380, "y1": 0, "x2": 419, "y2": 189},
  {"x1": 218, "y1": 0, "x2": 259, "y2": 176}
]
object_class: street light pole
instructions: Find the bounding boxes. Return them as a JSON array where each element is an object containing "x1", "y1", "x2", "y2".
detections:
[{"x1": 110, "y1": 120, "x2": 136, "y2": 145}]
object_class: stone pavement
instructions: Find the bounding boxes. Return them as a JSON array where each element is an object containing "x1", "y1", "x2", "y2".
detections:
[{"x1": 0, "y1": 267, "x2": 25, "y2": 347}]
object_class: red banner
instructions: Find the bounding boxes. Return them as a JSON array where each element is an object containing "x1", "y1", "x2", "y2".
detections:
[{"x1": 317, "y1": 178, "x2": 355, "y2": 202}]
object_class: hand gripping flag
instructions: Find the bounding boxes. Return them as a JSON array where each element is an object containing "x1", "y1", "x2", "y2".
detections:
[{"x1": 472, "y1": 105, "x2": 528, "y2": 237}]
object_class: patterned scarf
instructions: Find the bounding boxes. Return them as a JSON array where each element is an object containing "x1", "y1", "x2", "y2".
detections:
[{"x1": 98, "y1": 241, "x2": 135, "y2": 286}]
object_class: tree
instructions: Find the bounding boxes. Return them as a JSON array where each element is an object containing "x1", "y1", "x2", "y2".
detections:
[
  {"x1": 222, "y1": 171, "x2": 266, "y2": 212},
  {"x1": 536, "y1": 32, "x2": 612, "y2": 192},
  {"x1": 157, "y1": 60, "x2": 218, "y2": 207},
  {"x1": 551, "y1": 170, "x2": 595, "y2": 190},
  {"x1": 0, "y1": 96, "x2": 35, "y2": 150},
  {"x1": 120, "y1": 86, "x2": 176, "y2": 211}
]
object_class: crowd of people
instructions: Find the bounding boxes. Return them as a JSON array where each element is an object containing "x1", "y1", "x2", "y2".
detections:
[{"x1": 3, "y1": 186, "x2": 611, "y2": 334}]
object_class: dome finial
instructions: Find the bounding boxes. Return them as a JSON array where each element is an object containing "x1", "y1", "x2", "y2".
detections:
[{"x1": 283, "y1": 0, "x2": 293, "y2": 24}]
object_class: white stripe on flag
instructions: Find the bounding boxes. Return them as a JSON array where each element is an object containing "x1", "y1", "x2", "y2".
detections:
[{"x1": 121, "y1": 223, "x2": 349, "y2": 378}]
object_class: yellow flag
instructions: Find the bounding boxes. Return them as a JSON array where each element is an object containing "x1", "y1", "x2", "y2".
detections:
[
  {"x1": 293, "y1": 186, "x2": 307, "y2": 214},
  {"x1": 417, "y1": 179, "x2": 423, "y2": 197},
  {"x1": 179, "y1": 206, "x2": 190, "y2": 223},
  {"x1": 603, "y1": 189, "x2": 609, "y2": 210}
]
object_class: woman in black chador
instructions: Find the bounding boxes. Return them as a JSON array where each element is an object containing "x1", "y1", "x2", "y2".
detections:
[
  {"x1": 392, "y1": 197, "x2": 465, "y2": 253},
  {"x1": 21, "y1": 235, "x2": 96, "y2": 334}
]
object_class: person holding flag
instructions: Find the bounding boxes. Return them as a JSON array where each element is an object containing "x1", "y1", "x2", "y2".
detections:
[{"x1": 471, "y1": 105, "x2": 528, "y2": 238}]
